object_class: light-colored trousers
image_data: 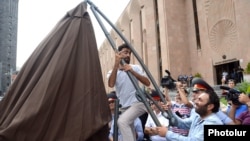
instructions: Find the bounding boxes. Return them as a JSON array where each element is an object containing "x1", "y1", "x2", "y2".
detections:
[{"x1": 118, "y1": 102, "x2": 147, "y2": 141}]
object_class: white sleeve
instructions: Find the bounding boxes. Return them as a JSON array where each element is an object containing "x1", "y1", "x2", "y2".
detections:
[
  {"x1": 132, "y1": 64, "x2": 146, "y2": 76},
  {"x1": 106, "y1": 70, "x2": 112, "y2": 79}
]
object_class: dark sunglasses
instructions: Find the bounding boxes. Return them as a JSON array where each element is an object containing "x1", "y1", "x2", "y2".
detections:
[
  {"x1": 150, "y1": 100, "x2": 162, "y2": 105},
  {"x1": 192, "y1": 90, "x2": 205, "y2": 93},
  {"x1": 109, "y1": 101, "x2": 115, "y2": 104}
]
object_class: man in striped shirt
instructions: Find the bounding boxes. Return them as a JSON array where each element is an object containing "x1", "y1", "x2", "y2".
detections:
[{"x1": 164, "y1": 82, "x2": 193, "y2": 136}]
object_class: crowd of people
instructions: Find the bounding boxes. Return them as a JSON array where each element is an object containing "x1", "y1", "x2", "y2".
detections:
[
  {"x1": 221, "y1": 65, "x2": 244, "y2": 84},
  {"x1": 106, "y1": 43, "x2": 250, "y2": 141}
]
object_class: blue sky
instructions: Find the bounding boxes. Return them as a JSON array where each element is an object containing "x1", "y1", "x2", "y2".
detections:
[{"x1": 17, "y1": 0, "x2": 129, "y2": 68}]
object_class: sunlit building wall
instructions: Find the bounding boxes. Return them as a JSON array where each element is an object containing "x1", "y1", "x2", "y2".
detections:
[{"x1": 98, "y1": 0, "x2": 250, "y2": 92}]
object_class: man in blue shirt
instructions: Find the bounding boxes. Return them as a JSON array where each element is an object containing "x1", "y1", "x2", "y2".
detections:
[
  {"x1": 175, "y1": 78, "x2": 233, "y2": 124},
  {"x1": 157, "y1": 90, "x2": 223, "y2": 141},
  {"x1": 224, "y1": 79, "x2": 248, "y2": 118}
]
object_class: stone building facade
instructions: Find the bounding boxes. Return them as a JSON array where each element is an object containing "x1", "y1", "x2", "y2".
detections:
[
  {"x1": 97, "y1": 0, "x2": 250, "y2": 92},
  {"x1": 0, "y1": 0, "x2": 18, "y2": 94}
]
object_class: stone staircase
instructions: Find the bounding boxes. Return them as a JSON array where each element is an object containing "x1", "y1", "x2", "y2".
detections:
[
  {"x1": 212, "y1": 85, "x2": 224, "y2": 97},
  {"x1": 167, "y1": 85, "x2": 224, "y2": 100}
]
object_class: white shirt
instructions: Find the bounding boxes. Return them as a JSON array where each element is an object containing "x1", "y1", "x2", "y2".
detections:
[
  {"x1": 145, "y1": 111, "x2": 169, "y2": 141},
  {"x1": 107, "y1": 64, "x2": 145, "y2": 108}
]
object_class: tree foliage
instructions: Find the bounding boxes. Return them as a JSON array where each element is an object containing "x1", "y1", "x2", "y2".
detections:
[
  {"x1": 236, "y1": 81, "x2": 250, "y2": 94},
  {"x1": 245, "y1": 62, "x2": 250, "y2": 74}
]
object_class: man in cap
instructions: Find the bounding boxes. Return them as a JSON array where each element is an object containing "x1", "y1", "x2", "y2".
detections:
[
  {"x1": 107, "y1": 91, "x2": 144, "y2": 141},
  {"x1": 107, "y1": 91, "x2": 118, "y2": 129},
  {"x1": 190, "y1": 77, "x2": 214, "y2": 107},
  {"x1": 144, "y1": 90, "x2": 169, "y2": 141},
  {"x1": 177, "y1": 77, "x2": 232, "y2": 124}
]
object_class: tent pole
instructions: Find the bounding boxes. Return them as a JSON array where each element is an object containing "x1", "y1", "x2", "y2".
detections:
[{"x1": 85, "y1": 0, "x2": 177, "y2": 126}]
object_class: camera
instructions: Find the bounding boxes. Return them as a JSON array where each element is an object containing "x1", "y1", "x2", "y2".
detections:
[
  {"x1": 178, "y1": 75, "x2": 188, "y2": 82},
  {"x1": 161, "y1": 70, "x2": 176, "y2": 90},
  {"x1": 178, "y1": 75, "x2": 193, "y2": 84},
  {"x1": 161, "y1": 70, "x2": 193, "y2": 89},
  {"x1": 220, "y1": 86, "x2": 243, "y2": 105}
]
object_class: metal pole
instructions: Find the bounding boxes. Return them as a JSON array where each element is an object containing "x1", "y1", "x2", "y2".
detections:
[
  {"x1": 113, "y1": 99, "x2": 120, "y2": 141},
  {"x1": 87, "y1": 2, "x2": 161, "y2": 126},
  {"x1": 85, "y1": 0, "x2": 177, "y2": 126}
]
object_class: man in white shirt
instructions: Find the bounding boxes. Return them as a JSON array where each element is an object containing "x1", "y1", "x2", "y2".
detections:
[
  {"x1": 144, "y1": 90, "x2": 169, "y2": 141},
  {"x1": 107, "y1": 43, "x2": 150, "y2": 141}
]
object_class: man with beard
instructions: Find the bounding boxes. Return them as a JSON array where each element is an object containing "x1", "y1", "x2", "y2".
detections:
[
  {"x1": 156, "y1": 90, "x2": 223, "y2": 141},
  {"x1": 174, "y1": 78, "x2": 233, "y2": 124},
  {"x1": 107, "y1": 43, "x2": 150, "y2": 141}
]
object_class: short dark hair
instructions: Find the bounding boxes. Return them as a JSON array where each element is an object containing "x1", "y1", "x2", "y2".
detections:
[
  {"x1": 118, "y1": 43, "x2": 130, "y2": 51},
  {"x1": 228, "y1": 79, "x2": 235, "y2": 83},
  {"x1": 204, "y1": 90, "x2": 220, "y2": 113},
  {"x1": 107, "y1": 91, "x2": 117, "y2": 99}
]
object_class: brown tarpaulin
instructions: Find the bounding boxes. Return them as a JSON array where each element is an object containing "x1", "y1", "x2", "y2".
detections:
[{"x1": 0, "y1": 2, "x2": 111, "y2": 141}]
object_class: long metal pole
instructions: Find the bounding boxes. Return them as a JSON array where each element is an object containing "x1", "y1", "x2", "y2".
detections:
[
  {"x1": 113, "y1": 99, "x2": 120, "y2": 141},
  {"x1": 85, "y1": 0, "x2": 177, "y2": 126},
  {"x1": 86, "y1": 0, "x2": 161, "y2": 127}
]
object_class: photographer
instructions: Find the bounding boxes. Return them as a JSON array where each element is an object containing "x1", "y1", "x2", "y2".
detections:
[
  {"x1": 222, "y1": 79, "x2": 248, "y2": 118},
  {"x1": 228, "y1": 93, "x2": 250, "y2": 125},
  {"x1": 160, "y1": 71, "x2": 193, "y2": 91}
]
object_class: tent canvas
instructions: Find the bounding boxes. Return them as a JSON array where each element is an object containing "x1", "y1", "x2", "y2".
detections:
[{"x1": 0, "y1": 2, "x2": 111, "y2": 141}]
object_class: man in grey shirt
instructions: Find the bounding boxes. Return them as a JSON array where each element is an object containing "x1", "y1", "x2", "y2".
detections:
[{"x1": 107, "y1": 43, "x2": 150, "y2": 141}]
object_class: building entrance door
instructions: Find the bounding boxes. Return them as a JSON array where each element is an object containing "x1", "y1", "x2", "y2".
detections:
[{"x1": 215, "y1": 61, "x2": 239, "y2": 85}]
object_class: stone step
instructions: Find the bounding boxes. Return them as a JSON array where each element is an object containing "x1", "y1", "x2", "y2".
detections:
[{"x1": 167, "y1": 85, "x2": 224, "y2": 100}]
